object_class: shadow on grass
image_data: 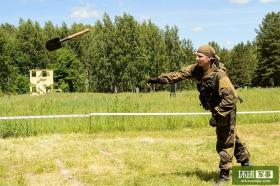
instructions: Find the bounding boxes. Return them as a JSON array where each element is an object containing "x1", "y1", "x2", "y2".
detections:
[{"x1": 158, "y1": 169, "x2": 219, "y2": 182}]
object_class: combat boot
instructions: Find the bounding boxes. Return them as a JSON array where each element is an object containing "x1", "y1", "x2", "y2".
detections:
[
  {"x1": 215, "y1": 169, "x2": 230, "y2": 186},
  {"x1": 241, "y1": 159, "x2": 254, "y2": 166}
]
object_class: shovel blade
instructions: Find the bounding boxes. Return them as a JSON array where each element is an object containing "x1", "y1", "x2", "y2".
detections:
[{"x1": 45, "y1": 37, "x2": 62, "y2": 51}]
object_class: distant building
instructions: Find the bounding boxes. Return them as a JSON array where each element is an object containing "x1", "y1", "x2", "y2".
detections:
[{"x1": 30, "y1": 69, "x2": 54, "y2": 95}]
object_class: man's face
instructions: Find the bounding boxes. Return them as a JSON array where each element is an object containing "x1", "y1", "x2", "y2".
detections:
[{"x1": 196, "y1": 52, "x2": 211, "y2": 67}]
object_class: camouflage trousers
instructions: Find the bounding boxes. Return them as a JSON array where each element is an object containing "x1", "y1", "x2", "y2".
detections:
[{"x1": 215, "y1": 111, "x2": 250, "y2": 170}]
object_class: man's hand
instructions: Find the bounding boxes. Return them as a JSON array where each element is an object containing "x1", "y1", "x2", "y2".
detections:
[
  {"x1": 147, "y1": 77, "x2": 160, "y2": 84},
  {"x1": 146, "y1": 77, "x2": 160, "y2": 89},
  {"x1": 209, "y1": 116, "x2": 217, "y2": 127}
]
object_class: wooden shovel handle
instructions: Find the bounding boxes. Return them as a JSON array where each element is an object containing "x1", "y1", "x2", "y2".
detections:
[{"x1": 65, "y1": 28, "x2": 90, "y2": 40}]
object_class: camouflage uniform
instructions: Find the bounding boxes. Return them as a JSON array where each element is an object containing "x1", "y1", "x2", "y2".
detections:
[{"x1": 156, "y1": 63, "x2": 250, "y2": 171}]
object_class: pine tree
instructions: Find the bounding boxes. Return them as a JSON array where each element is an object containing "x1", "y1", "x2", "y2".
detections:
[
  {"x1": 219, "y1": 48, "x2": 231, "y2": 69},
  {"x1": 254, "y1": 11, "x2": 280, "y2": 86},
  {"x1": 230, "y1": 41, "x2": 257, "y2": 86}
]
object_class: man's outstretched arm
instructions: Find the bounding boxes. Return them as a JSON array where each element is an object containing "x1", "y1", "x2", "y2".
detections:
[{"x1": 147, "y1": 64, "x2": 196, "y2": 84}]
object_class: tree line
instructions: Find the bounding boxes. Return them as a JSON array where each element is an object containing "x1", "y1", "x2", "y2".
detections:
[{"x1": 0, "y1": 12, "x2": 279, "y2": 94}]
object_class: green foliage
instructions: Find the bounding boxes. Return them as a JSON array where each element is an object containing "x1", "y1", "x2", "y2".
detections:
[
  {"x1": 140, "y1": 20, "x2": 168, "y2": 91},
  {"x1": 219, "y1": 48, "x2": 231, "y2": 68},
  {"x1": 15, "y1": 75, "x2": 29, "y2": 94},
  {"x1": 254, "y1": 11, "x2": 280, "y2": 87},
  {"x1": 0, "y1": 12, "x2": 279, "y2": 94},
  {"x1": 54, "y1": 48, "x2": 84, "y2": 92},
  {"x1": 229, "y1": 41, "x2": 257, "y2": 86},
  {"x1": 164, "y1": 26, "x2": 182, "y2": 72}
]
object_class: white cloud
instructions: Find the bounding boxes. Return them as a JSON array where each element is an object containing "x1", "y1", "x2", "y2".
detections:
[
  {"x1": 71, "y1": 5, "x2": 103, "y2": 19},
  {"x1": 229, "y1": 0, "x2": 250, "y2": 4},
  {"x1": 260, "y1": 0, "x2": 280, "y2": 3},
  {"x1": 190, "y1": 26, "x2": 203, "y2": 32}
]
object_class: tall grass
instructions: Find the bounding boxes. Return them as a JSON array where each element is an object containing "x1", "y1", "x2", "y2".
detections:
[{"x1": 0, "y1": 88, "x2": 279, "y2": 137}]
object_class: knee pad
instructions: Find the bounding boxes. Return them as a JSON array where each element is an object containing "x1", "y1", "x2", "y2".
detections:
[
  {"x1": 235, "y1": 146, "x2": 250, "y2": 162},
  {"x1": 219, "y1": 150, "x2": 231, "y2": 162}
]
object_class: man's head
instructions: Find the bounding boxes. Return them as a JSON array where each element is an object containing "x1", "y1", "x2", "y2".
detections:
[
  {"x1": 195, "y1": 45, "x2": 220, "y2": 68},
  {"x1": 196, "y1": 45, "x2": 220, "y2": 61}
]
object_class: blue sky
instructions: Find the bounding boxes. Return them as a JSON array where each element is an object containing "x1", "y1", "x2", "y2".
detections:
[{"x1": 1, "y1": 0, "x2": 279, "y2": 48}]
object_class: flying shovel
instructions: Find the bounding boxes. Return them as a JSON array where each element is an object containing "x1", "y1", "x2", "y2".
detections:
[{"x1": 45, "y1": 28, "x2": 90, "y2": 51}]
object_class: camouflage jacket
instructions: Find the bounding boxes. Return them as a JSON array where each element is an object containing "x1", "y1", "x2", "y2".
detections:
[{"x1": 158, "y1": 63, "x2": 237, "y2": 117}]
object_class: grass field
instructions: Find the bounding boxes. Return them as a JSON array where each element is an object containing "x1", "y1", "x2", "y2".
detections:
[
  {"x1": 0, "y1": 88, "x2": 279, "y2": 137},
  {"x1": 0, "y1": 88, "x2": 279, "y2": 185},
  {"x1": 0, "y1": 123, "x2": 279, "y2": 186}
]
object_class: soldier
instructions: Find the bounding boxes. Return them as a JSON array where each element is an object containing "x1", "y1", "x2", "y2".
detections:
[{"x1": 147, "y1": 45, "x2": 252, "y2": 185}]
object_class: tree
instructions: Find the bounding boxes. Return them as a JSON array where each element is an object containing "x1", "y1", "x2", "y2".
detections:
[
  {"x1": 80, "y1": 26, "x2": 97, "y2": 92},
  {"x1": 219, "y1": 48, "x2": 232, "y2": 69},
  {"x1": 114, "y1": 13, "x2": 146, "y2": 91},
  {"x1": 43, "y1": 21, "x2": 59, "y2": 69},
  {"x1": 229, "y1": 41, "x2": 257, "y2": 86},
  {"x1": 54, "y1": 48, "x2": 84, "y2": 92},
  {"x1": 17, "y1": 19, "x2": 47, "y2": 72},
  {"x1": 180, "y1": 39, "x2": 196, "y2": 89},
  {"x1": 139, "y1": 20, "x2": 168, "y2": 90},
  {"x1": 254, "y1": 11, "x2": 280, "y2": 86},
  {"x1": 89, "y1": 14, "x2": 117, "y2": 92},
  {"x1": 4, "y1": 13, "x2": 276, "y2": 94},
  {"x1": 0, "y1": 23, "x2": 22, "y2": 94},
  {"x1": 164, "y1": 26, "x2": 182, "y2": 72}
]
